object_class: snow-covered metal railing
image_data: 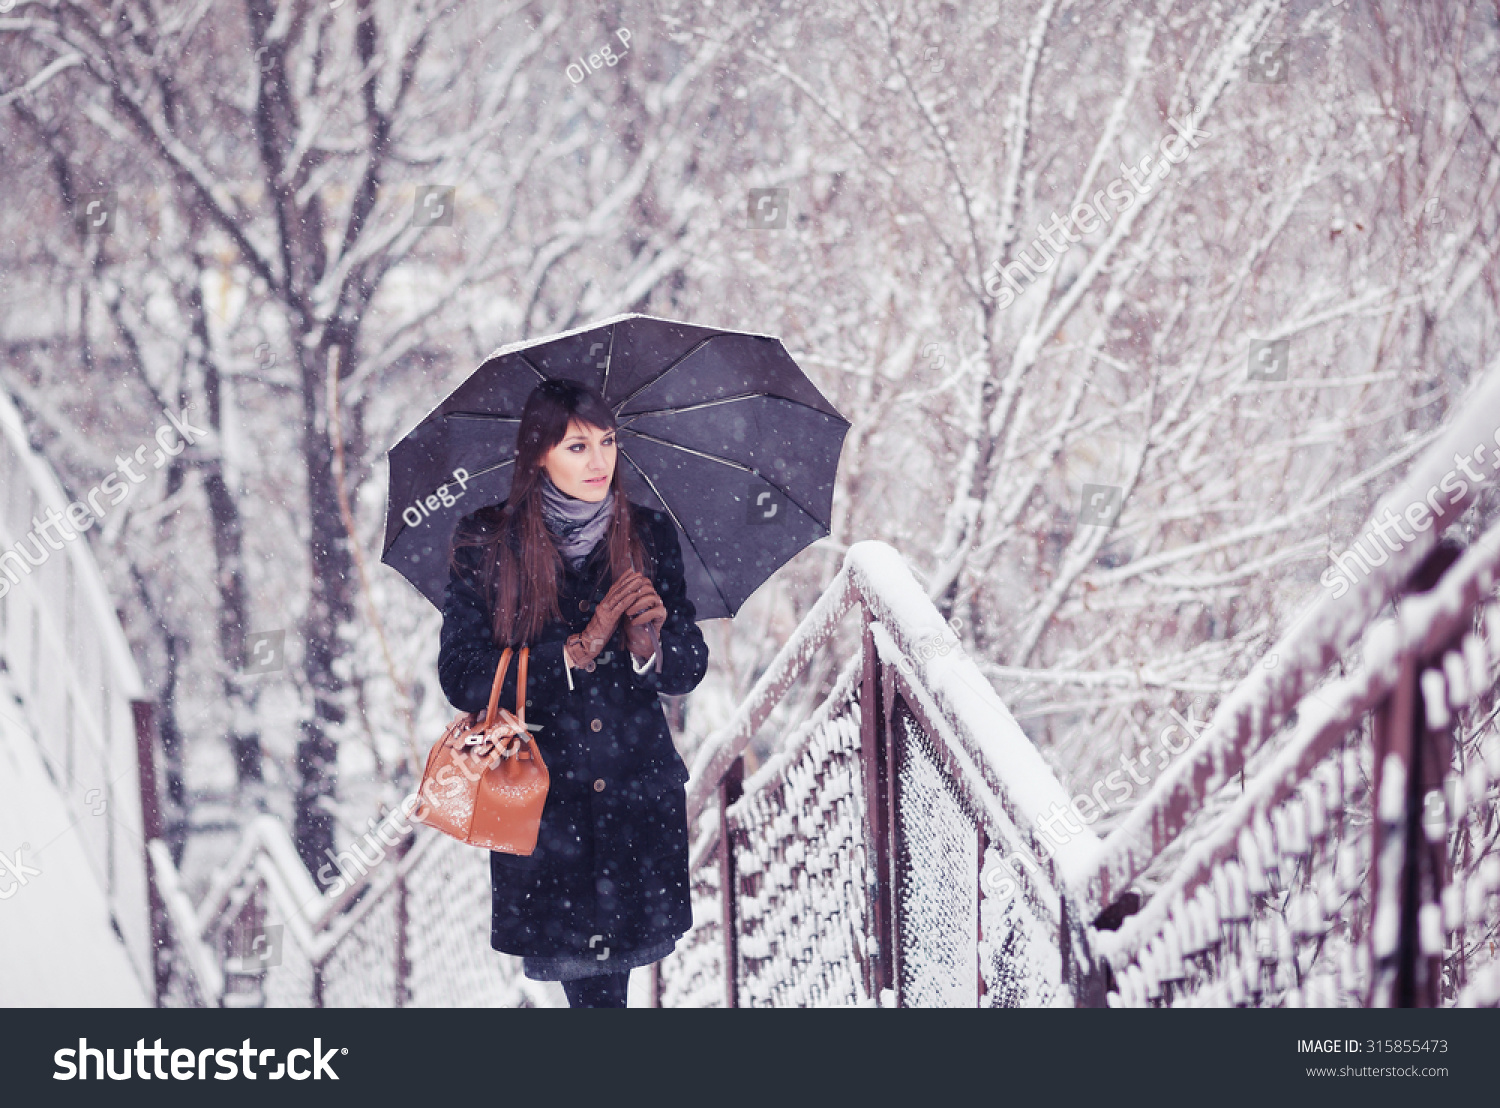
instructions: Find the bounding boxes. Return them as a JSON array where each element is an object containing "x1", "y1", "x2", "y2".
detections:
[
  {"x1": 659, "y1": 540, "x2": 1105, "y2": 1006},
  {"x1": 148, "y1": 812, "x2": 557, "y2": 1007},
  {"x1": 0, "y1": 388, "x2": 161, "y2": 1000},
  {"x1": 1083, "y1": 366, "x2": 1500, "y2": 1007},
  {"x1": 149, "y1": 537, "x2": 1100, "y2": 1008}
]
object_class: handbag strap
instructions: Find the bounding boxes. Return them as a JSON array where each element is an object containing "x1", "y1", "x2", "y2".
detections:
[
  {"x1": 515, "y1": 645, "x2": 528, "y2": 726},
  {"x1": 483, "y1": 646, "x2": 513, "y2": 724},
  {"x1": 481, "y1": 644, "x2": 529, "y2": 729}
]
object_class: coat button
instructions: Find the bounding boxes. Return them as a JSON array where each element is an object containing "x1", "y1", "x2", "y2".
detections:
[
  {"x1": 590, "y1": 718, "x2": 602, "y2": 732},
  {"x1": 584, "y1": 660, "x2": 596, "y2": 673},
  {"x1": 580, "y1": 599, "x2": 592, "y2": 611},
  {"x1": 593, "y1": 778, "x2": 606, "y2": 792}
]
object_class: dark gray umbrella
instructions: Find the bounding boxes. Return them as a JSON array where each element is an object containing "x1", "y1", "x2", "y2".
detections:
[{"x1": 381, "y1": 313, "x2": 849, "y2": 622}]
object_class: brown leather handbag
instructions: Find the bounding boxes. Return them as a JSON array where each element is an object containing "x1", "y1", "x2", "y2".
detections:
[{"x1": 413, "y1": 646, "x2": 550, "y2": 855}]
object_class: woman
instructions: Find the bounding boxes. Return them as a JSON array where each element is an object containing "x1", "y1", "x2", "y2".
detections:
[{"x1": 437, "y1": 377, "x2": 709, "y2": 1007}]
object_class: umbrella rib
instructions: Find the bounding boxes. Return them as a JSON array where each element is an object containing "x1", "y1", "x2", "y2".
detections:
[
  {"x1": 439, "y1": 351, "x2": 544, "y2": 423},
  {"x1": 622, "y1": 429, "x2": 756, "y2": 474},
  {"x1": 621, "y1": 429, "x2": 828, "y2": 531},
  {"x1": 621, "y1": 390, "x2": 846, "y2": 425},
  {"x1": 618, "y1": 451, "x2": 735, "y2": 617},
  {"x1": 616, "y1": 391, "x2": 770, "y2": 423},
  {"x1": 601, "y1": 326, "x2": 617, "y2": 398},
  {"x1": 516, "y1": 352, "x2": 548, "y2": 382},
  {"x1": 612, "y1": 335, "x2": 722, "y2": 413},
  {"x1": 448, "y1": 391, "x2": 777, "y2": 424}
]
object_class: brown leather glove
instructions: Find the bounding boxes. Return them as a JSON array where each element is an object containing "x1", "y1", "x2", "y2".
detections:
[
  {"x1": 564, "y1": 569, "x2": 654, "y2": 668},
  {"x1": 623, "y1": 580, "x2": 667, "y2": 661}
]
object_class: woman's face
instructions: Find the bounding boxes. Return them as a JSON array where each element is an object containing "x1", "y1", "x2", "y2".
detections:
[{"x1": 542, "y1": 419, "x2": 616, "y2": 502}]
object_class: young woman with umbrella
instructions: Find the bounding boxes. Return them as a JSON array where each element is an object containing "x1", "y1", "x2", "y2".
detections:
[{"x1": 436, "y1": 378, "x2": 709, "y2": 1007}]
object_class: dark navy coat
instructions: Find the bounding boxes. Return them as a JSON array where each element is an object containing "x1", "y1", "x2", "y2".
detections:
[{"x1": 437, "y1": 501, "x2": 708, "y2": 960}]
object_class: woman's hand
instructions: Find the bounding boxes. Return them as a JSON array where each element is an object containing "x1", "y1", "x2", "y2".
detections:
[
  {"x1": 565, "y1": 569, "x2": 654, "y2": 667},
  {"x1": 490, "y1": 707, "x2": 528, "y2": 757},
  {"x1": 623, "y1": 578, "x2": 667, "y2": 660}
]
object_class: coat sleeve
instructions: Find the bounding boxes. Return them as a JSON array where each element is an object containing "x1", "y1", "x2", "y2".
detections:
[
  {"x1": 437, "y1": 538, "x2": 577, "y2": 716},
  {"x1": 627, "y1": 513, "x2": 710, "y2": 698}
]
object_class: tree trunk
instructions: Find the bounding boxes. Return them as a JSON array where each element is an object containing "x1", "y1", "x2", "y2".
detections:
[{"x1": 295, "y1": 335, "x2": 362, "y2": 884}]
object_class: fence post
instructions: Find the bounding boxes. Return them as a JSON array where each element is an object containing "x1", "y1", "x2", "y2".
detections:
[
  {"x1": 313, "y1": 957, "x2": 326, "y2": 1008},
  {"x1": 1415, "y1": 684, "x2": 1453, "y2": 1007},
  {"x1": 395, "y1": 871, "x2": 411, "y2": 1007},
  {"x1": 883, "y1": 669, "x2": 903, "y2": 1007},
  {"x1": 1059, "y1": 892, "x2": 1108, "y2": 1007},
  {"x1": 1369, "y1": 651, "x2": 1457, "y2": 1008},
  {"x1": 133, "y1": 699, "x2": 169, "y2": 1006},
  {"x1": 976, "y1": 822, "x2": 987, "y2": 1007},
  {"x1": 859, "y1": 607, "x2": 894, "y2": 1003},
  {"x1": 718, "y1": 755, "x2": 744, "y2": 1008},
  {"x1": 1369, "y1": 654, "x2": 1416, "y2": 1006},
  {"x1": 1370, "y1": 541, "x2": 1465, "y2": 1007}
]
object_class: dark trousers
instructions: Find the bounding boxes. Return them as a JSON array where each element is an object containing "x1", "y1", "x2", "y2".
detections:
[{"x1": 562, "y1": 971, "x2": 630, "y2": 1008}]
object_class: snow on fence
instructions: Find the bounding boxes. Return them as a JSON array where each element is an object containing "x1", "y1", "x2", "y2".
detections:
[
  {"x1": 658, "y1": 540, "x2": 1104, "y2": 1006},
  {"x1": 1085, "y1": 367, "x2": 1500, "y2": 1007},
  {"x1": 0, "y1": 388, "x2": 159, "y2": 1000},
  {"x1": 1091, "y1": 526, "x2": 1500, "y2": 1007},
  {"x1": 149, "y1": 814, "x2": 558, "y2": 1007}
]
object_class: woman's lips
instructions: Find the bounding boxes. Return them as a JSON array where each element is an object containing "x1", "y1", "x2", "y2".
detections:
[{"x1": 585, "y1": 476, "x2": 607, "y2": 484}]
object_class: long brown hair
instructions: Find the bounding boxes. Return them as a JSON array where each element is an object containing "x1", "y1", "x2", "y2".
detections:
[{"x1": 449, "y1": 378, "x2": 654, "y2": 649}]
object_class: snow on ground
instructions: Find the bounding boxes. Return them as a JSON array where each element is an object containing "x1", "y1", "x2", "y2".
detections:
[{"x1": 0, "y1": 673, "x2": 148, "y2": 1007}]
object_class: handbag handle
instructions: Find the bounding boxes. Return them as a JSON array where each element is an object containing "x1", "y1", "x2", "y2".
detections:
[{"x1": 481, "y1": 645, "x2": 528, "y2": 730}]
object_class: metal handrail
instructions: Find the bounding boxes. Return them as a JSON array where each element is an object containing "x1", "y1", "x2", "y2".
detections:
[
  {"x1": 1095, "y1": 517, "x2": 1500, "y2": 967},
  {"x1": 147, "y1": 809, "x2": 430, "y2": 1005},
  {"x1": 687, "y1": 540, "x2": 1099, "y2": 889},
  {"x1": 674, "y1": 538, "x2": 1104, "y2": 1006},
  {"x1": 1086, "y1": 366, "x2": 1500, "y2": 916}
]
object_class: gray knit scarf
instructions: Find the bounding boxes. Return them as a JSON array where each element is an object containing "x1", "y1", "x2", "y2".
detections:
[{"x1": 537, "y1": 470, "x2": 614, "y2": 572}]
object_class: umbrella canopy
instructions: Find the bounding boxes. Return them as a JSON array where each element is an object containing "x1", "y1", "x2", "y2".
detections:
[{"x1": 381, "y1": 313, "x2": 849, "y2": 622}]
